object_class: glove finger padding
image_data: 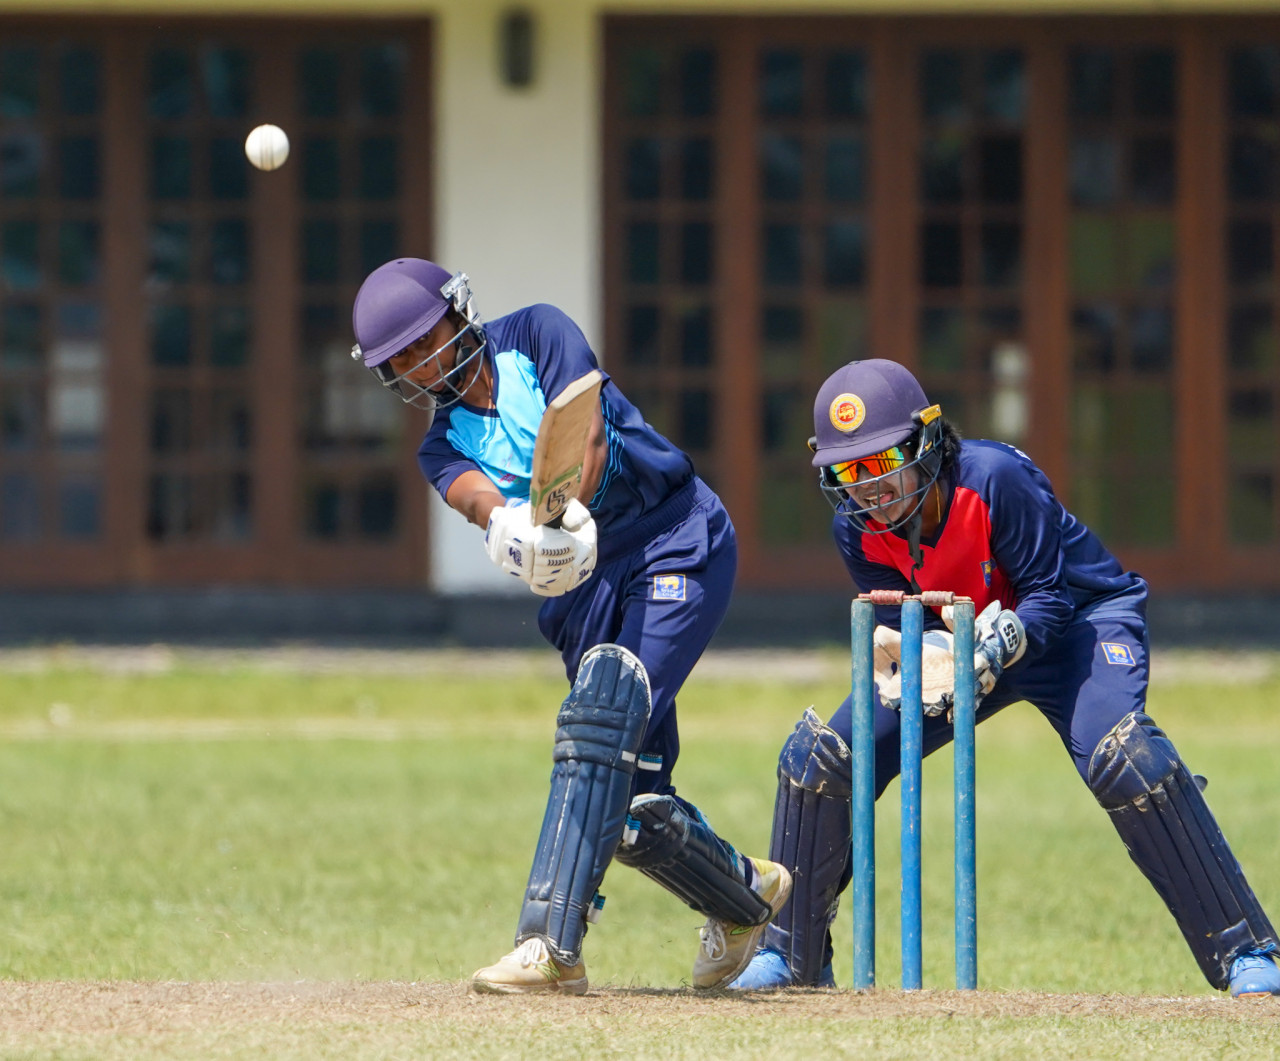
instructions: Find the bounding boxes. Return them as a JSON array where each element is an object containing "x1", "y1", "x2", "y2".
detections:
[
  {"x1": 872, "y1": 625, "x2": 902, "y2": 706},
  {"x1": 973, "y1": 604, "x2": 1026, "y2": 699},
  {"x1": 484, "y1": 499, "x2": 537, "y2": 583},
  {"x1": 918, "y1": 630, "x2": 956, "y2": 716},
  {"x1": 530, "y1": 499, "x2": 598, "y2": 597}
]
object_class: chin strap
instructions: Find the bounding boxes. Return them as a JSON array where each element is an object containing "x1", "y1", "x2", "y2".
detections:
[{"x1": 903, "y1": 510, "x2": 924, "y2": 594}]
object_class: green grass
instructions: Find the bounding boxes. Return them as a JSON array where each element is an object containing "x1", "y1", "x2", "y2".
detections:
[{"x1": 0, "y1": 651, "x2": 1277, "y2": 1057}]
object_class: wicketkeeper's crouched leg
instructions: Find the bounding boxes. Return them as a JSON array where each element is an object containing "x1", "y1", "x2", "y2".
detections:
[
  {"x1": 471, "y1": 643, "x2": 651, "y2": 995},
  {"x1": 1090, "y1": 711, "x2": 1280, "y2": 996}
]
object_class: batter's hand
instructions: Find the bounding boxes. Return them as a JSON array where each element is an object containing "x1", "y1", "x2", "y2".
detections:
[{"x1": 528, "y1": 499, "x2": 597, "y2": 597}]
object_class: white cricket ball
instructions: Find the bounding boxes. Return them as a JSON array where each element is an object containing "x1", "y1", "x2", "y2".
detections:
[{"x1": 245, "y1": 124, "x2": 290, "y2": 171}]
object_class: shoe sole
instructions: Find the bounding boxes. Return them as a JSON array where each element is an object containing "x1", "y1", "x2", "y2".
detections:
[
  {"x1": 1232, "y1": 989, "x2": 1279, "y2": 1000},
  {"x1": 471, "y1": 975, "x2": 589, "y2": 996},
  {"x1": 695, "y1": 867, "x2": 795, "y2": 991}
]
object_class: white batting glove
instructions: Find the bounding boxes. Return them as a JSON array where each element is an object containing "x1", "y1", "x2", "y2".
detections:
[
  {"x1": 485, "y1": 498, "x2": 539, "y2": 585},
  {"x1": 528, "y1": 499, "x2": 597, "y2": 597},
  {"x1": 872, "y1": 624, "x2": 956, "y2": 717}
]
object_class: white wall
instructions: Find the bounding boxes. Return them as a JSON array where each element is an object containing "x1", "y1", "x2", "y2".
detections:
[{"x1": 430, "y1": 0, "x2": 600, "y2": 592}]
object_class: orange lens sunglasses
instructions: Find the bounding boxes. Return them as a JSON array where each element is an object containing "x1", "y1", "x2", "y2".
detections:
[{"x1": 828, "y1": 446, "x2": 907, "y2": 485}]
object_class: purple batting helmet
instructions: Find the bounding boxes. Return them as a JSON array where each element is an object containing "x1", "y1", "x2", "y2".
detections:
[
  {"x1": 810, "y1": 359, "x2": 931, "y2": 468},
  {"x1": 352, "y1": 258, "x2": 454, "y2": 368}
]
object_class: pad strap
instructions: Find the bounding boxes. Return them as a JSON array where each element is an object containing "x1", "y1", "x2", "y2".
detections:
[
  {"x1": 516, "y1": 644, "x2": 652, "y2": 967},
  {"x1": 614, "y1": 794, "x2": 771, "y2": 925},
  {"x1": 759, "y1": 708, "x2": 853, "y2": 985},
  {"x1": 1089, "y1": 711, "x2": 1279, "y2": 989}
]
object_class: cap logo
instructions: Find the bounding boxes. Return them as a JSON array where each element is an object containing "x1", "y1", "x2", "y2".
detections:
[{"x1": 829, "y1": 393, "x2": 866, "y2": 433}]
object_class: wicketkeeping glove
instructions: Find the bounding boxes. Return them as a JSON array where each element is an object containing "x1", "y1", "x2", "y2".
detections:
[
  {"x1": 971, "y1": 599, "x2": 1026, "y2": 699},
  {"x1": 872, "y1": 624, "x2": 957, "y2": 717}
]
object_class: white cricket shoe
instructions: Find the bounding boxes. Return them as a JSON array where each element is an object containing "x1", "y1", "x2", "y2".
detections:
[
  {"x1": 692, "y1": 858, "x2": 793, "y2": 990},
  {"x1": 470, "y1": 937, "x2": 589, "y2": 995}
]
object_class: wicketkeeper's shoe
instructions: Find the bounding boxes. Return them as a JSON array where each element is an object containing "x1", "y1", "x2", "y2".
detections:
[
  {"x1": 728, "y1": 946, "x2": 836, "y2": 990},
  {"x1": 1229, "y1": 950, "x2": 1280, "y2": 998},
  {"x1": 470, "y1": 937, "x2": 589, "y2": 995},
  {"x1": 692, "y1": 858, "x2": 793, "y2": 990}
]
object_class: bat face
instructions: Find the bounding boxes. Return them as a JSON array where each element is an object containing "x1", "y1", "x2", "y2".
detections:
[{"x1": 530, "y1": 370, "x2": 604, "y2": 527}]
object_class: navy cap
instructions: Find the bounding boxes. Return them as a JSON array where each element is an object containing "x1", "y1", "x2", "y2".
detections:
[
  {"x1": 811, "y1": 359, "x2": 930, "y2": 467},
  {"x1": 352, "y1": 258, "x2": 454, "y2": 367}
]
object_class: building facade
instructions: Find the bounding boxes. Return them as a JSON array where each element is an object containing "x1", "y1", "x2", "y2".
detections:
[{"x1": 1, "y1": 1, "x2": 1278, "y2": 613}]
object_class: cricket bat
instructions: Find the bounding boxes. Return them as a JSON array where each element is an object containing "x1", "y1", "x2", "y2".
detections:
[{"x1": 529, "y1": 369, "x2": 604, "y2": 528}]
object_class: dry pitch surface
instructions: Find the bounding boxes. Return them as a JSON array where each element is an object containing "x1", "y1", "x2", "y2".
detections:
[{"x1": 0, "y1": 981, "x2": 1276, "y2": 1060}]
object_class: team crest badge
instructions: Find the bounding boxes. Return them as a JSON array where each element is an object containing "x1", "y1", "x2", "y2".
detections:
[
  {"x1": 652, "y1": 575, "x2": 686, "y2": 601},
  {"x1": 981, "y1": 559, "x2": 995, "y2": 587},
  {"x1": 829, "y1": 393, "x2": 866, "y2": 433},
  {"x1": 1102, "y1": 642, "x2": 1136, "y2": 666}
]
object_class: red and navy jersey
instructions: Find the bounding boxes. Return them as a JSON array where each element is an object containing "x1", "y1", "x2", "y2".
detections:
[{"x1": 833, "y1": 439, "x2": 1146, "y2": 662}]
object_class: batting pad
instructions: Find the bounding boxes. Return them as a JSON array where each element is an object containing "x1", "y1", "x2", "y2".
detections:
[
  {"x1": 614, "y1": 793, "x2": 772, "y2": 926},
  {"x1": 1089, "y1": 711, "x2": 1279, "y2": 990},
  {"x1": 759, "y1": 707, "x2": 854, "y2": 985},
  {"x1": 516, "y1": 644, "x2": 652, "y2": 968}
]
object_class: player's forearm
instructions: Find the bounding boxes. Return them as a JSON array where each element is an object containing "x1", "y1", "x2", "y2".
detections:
[{"x1": 445, "y1": 471, "x2": 508, "y2": 529}]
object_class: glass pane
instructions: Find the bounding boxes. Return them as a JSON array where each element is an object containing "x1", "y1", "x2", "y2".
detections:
[
  {"x1": 360, "y1": 219, "x2": 397, "y2": 278},
  {"x1": 150, "y1": 221, "x2": 191, "y2": 284},
  {"x1": 1131, "y1": 136, "x2": 1174, "y2": 204},
  {"x1": 358, "y1": 475, "x2": 397, "y2": 536},
  {"x1": 300, "y1": 49, "x2": 341, "y2": 118},
  {"x1": 1229, "y1": 472, "x2": 1275, "y2": 544},
  {"x1": 1, "y1": 474, "x2": 39, "y2": 539},
  {"x1": 1130, "y1": 305, "x2": 1173, "y2": 372},
  {"x1": 921, "y1": 133, "x2": 964, "y2": 203},
  {"x1": 626, "y1": 222, "x2": 659, "y2": 283},
  {"x1": 761, "y1": 50, "x2": 803, "y2": 116},
  {"x1": 760, "y1": 388, "x2": 802, "y2": 451},
  {"x1": 150, "y1": 389, "x2": 191, "y2": 452},
  {"x1": 1228, "y1": 219, "x2": 1273, "y2": 288},
  {"x1": 623, "y1": 47, "x2": 662, "y2": 117},
  {"x1": 678, "y1": 389, "x2": 711, "y2": 449},
  {"x1": 817, "y1": 300, "x2": 867, "y2": 368},
  {"x1": 1072, "y1": 304, "x2": 1119, "y2": 372},
  {"x1": 1133, "y1": 49, "x2": 1175, "y2": 119},
  {"x1": 360, "y1": 137, "x2": 397, "y2": 201},
  {"x1": 1070, "y1": 48, "x2": 1114, "y2": 118},
  {"x1": 921, "y1": 222, "x2": 962, "y2": 287},
  {"x1": 1, "y1": 132, "x2": 42, "y2": 197},
  {"x1": 1228, "y1": 303, "x2": 1276, "y2": 370},
  {"x1": 303, "y1": 218, "x2": 340, "y2": 284},
  {"x1": 152, "y1": 136, "x2": 191, "y2": 200},
  {"x1": 2, "y1": 219, "x2": 40, "y2": 290},
  {"x1": 761, "y1": 134, "x2": 804, "y2": 200},
  {"x1": 761, "y1": 304, "x2": 803, "y2": 382},
  {"x1": 979, "y1": 135, "x2": 1022, "y2": 203},
  {"x1": 825, "y1": 136, "x2": 864, "y2": 202},
  {"x1": 306, "y1": 481, "x2": 340, "y2": 538},
  {"x1": 823, "y1": 221, "x2": 865, "y2": 287},
  {"x1": 1070, "y1": 214, "x2": 1121, "y2": 294},
  {"x1": 625, "y1": 137, "x2": 662, "y2": 199},
  {"x1": 1127, "y1": 215, "x2": 1176, "y2": 289},
  {"x1": 1070, "y1": 136, "x2": 1120, "y2": 207},
  {"x1": 681, "y1": 138, "x2": 712, "y2": 200},
  {"x1": 302, "y1": 137, "x2": 341, "y2": 200},
  {"x1": 825, "y1": 51, "x2": 866, "y2": 118},
  {"x1": 1, "y1": 388, "x2": 41, "y2": 449},
  {"x1": 1, "y1": 47, "x2": 39, "y2": 118},
  {"x1": 60, "y1": 48, "x2": 98, "y2": 116},
  {"x1": 1230, "y1": 46, "x2": 1280, "y2": 118},
  {"x1": 361, "y1": 43, "x2": 405, "y2": 117},
  {"x1": 980, "y1": 222, "x2": 1021, "y2": 287},
  {"x1": 2, "y1": 303, "x2": 41, "y2": 366},
  {"x1": 680, "y1": 222, "x2": 712, "y2": 284},
  {"x1": 147, "y1": 473, "x2": 192, "y2": 538},
  {"x1": 763, "y1": 224, "x2": 802, "y2": 285},
  {"x1": 59, "y1": 477, "x2": 99, "y2": 538},
  {"x1": 150, "y1": 48, "x2": 192, "y2": 119},
  {"x1": 1227, "y1": 388, "x2": 1274, "y2": 451},
  {"x1": 210, "y1": 219, "x2": 249, "y2": 285},
  {"x1": 626, "y1": 305, "x2": 659, "y2": 365},
  {"x1": 1228, "y1": 135, "x2": 1276, "y2": 203},
  {"x1": 210, "y1": 305, "x2": 250, "y2": 366},
  {"x1": 679, "y1": 306, "x2": 712, "y2": 366},
  {"x1": 210, "y1": 386, "x2": 251, "y2": 447},
  {"x1": 59, "y1": 221, "x2": 98, "y2": 285},
  {"x1": 151, "y1": 304, "x2": 192, "y2": 366},
  {"x1": 203, "y1": 47, "x2": 250, "y2": 118},
  {"x1": 922, "y1": 50, "x2": 964, "y2": 122},
  {"x1": 981, "y1": 50, "x2": 1024, "y2": 122},
  {"x1": 679, "y1": 48, "x2": 716, "y2": 117},
  {"x1": 920, "y1": 307, "x2": 964, "y2": 371},
  {"x1": 210, "y1": 137, "x2": 249, "y2": 200}
]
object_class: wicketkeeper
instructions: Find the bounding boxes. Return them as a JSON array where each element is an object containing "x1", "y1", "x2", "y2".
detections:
[
  {"x1": 733, "y1": 358, "x2": 1280, "y2": 999},
  {"x1": 350, "y1": 258, "x2": 791, "y2": 994}
]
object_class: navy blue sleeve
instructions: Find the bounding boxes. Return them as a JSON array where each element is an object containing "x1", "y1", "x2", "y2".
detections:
[
  {"x1": 983, "y1": 448, "x2": 1076, "y2": 661},
  {"x1": 417, "y1": 409, "x2": 477, "y2": 501},
  {"x1": 517, "y1": 304, "x2": 610, "y2": 403}
]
